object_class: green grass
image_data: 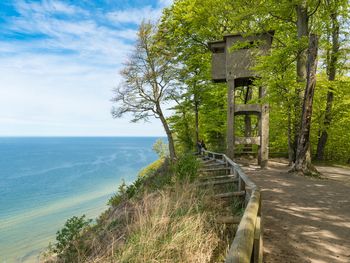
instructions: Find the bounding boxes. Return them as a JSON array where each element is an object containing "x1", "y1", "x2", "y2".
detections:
[{"x1": 44, "y1": 154, "x2": 243, "y2": 263}]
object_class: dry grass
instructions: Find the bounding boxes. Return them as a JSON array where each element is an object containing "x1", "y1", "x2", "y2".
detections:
[
  {"x1": 116, "y1": 183, "x2": 224, "y2": 263},
  {"x1": 43, "y1": 170, "x2": 241, "y2": 262}
]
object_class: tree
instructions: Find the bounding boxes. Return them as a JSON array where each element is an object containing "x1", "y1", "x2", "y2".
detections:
[
  {"x1": 157, "y1": 0, "x2": 350, "y2": 167},
  {"x1": 112, "y1": 22, "x2": 177, "y2": 160},
  {"x1": 316, "y1": 0, "x2": 349, "y2": 160},
  {"x1": 292, "y1": 34, "x2": 319, "y2": 174}
]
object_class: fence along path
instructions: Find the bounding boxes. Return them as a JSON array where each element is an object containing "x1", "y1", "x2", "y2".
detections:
[{"x1": 200, "y1": 150, "x2": 263, "y2": 263}]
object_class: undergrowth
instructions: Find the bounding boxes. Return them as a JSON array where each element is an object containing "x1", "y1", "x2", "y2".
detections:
[{"x1": 43, "y1": 153, "x2": 241, "y2": 263}]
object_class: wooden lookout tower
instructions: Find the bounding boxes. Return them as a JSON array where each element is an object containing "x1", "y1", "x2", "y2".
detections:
[{"x1": 208, "y1": 32, "x2": 273, "y2": 168}]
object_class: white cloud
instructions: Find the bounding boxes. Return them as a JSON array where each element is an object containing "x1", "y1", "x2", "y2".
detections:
[
  {"x1": 0, "y1": 0, "x2": 172, "y2": 136},
  {"x1": 15, "y1": 0, "x2": 87, "y2": 16},
  {"x1": 0, "y1": 59, "x2": 165, "y2": 136},
  {"x1": 106, "y1": 6, "x2": 163, "y2": 25}
]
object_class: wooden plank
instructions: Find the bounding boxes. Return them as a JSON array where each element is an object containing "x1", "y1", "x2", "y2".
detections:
[
  {"x1": 235, "y1": 137, "x2": 261, "y2": 146},
  {"x1": 215, "y1": 191, "x2": 245, "y2": 198},
  {"x1": 239, "y1": 176, "x2": 246, "y2": 192},
  {"x1": 200, "y1": 159, "x2": 216, "y2": 164},
  {"x1": 199, "y1": 174, "x2": 237, "y2": 181},
  {"x1": 199, "y1": 167, "x2": 231, "y2": 172},
  {"x1": 196, "y1": 178, "x2": 238, "y2": 186},
  {"x1": 234, "y1": 104, "x2": 261, "y2": 115},
  {"x1": 203, "y1": 163, "x2": 227, "y2": 168},
  {"x1": 225, "y1": 190, "x2": 260, "y2": 263}
]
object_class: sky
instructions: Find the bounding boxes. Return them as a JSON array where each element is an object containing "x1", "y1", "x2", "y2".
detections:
[{"x1": 0, "y1": 0, "x2": 172, "y2": 136}]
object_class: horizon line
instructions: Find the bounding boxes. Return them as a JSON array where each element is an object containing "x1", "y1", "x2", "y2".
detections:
[{"x1": 0, "y1": 135, "x2": 167, "y2": 138}]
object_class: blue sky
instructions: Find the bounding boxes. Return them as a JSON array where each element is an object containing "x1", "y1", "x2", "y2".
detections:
[{"x1": 0, "y1": 0, "x2": 172, "y2": 136}]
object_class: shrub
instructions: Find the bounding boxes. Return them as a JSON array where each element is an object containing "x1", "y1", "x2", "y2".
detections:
[
  {"x1": 107, "y1": 179, "x2": 128, "y2": 207},
  {"x1": 152, "y1": 139, "x2": 169, "y2": 158},
  {"x1": 175, "y1": 153, "x2": 200, "y2": 182},
  {"x1": 108, "y1": 158, "x2": 170, "y2": 207},
  {"x1": 53, "y1": 215, "x2": 92, "y2": 261},
  {"x1": 138, "y1": 158, "x2": 164, "y2": 178}
]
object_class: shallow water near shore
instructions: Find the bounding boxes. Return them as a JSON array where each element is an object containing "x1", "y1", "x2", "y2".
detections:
[{"x1": 0, "y1": 137, "x2": 159, "y2": 262}]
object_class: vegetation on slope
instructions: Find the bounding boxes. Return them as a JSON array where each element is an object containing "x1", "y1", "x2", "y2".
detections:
[{"x1": 44, "y1": 153, "x2": 242, "y2": 262}]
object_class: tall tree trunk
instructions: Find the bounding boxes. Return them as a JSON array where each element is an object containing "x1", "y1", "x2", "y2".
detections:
[
  {"x1": 157, "y1": 104, "x2": 177, "y2": 161},
  {"x1": 316, "y1": 13, "x2": 339, "y2": 160},
  {"x1": 296, "y1": 3, "x2": 309, "y2": 83},
  {"x1": 293, "y1": 2, "x2": 309, "y2": 162},
  {"x1": 194, "y1": 99, "x2": 199, "y2": 145},
  {"x1": 181, "y1": 107, "x2": 192, "y2": 152},
  {"x1": 292, "y1": 34, "x2": 319, "y2": 175}
]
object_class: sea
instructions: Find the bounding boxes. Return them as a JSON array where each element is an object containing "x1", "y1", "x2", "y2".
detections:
[{"x1": 0, "y1": 137, "x2": 159, "y2": 263}]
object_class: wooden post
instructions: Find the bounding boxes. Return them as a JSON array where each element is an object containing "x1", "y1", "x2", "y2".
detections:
[
  {"x1": 238, "y1": 176, "x2": 246, "y2": 192},
  {"x1": 258, "y1": 87, "x2": 268, "y2": 168},
  {"x1": 227, "y1": 80, "x2": 235, "y2": 159},
  {"x1": 253, "y1": 216, "x2": 263, "y2": 263},
  {"x1": 260, "y1": 104, "x2": 269, "y2": 168},
  {"x1": 244, "y1": 87, "x2": 253, "y2": 153}
]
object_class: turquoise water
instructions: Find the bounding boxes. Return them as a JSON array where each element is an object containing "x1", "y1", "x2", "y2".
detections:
[{"x1": 0, "y1": 137, "x2": 159, "y2": 262}]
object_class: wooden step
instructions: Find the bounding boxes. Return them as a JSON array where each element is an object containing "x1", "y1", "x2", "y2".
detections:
[
  {"x1": 196, "y1": 178, "x2": 238, "y2": 186},
  {"x1": 198, "y1": 174, "x2": 237, "y2": 181},
  {"x1": 202, "y1": 159, "x2": 225, "y2": 164},
  {"x1": 215, "y1": 191, "x2": 245, "y2": 198},
  {"x1": 199, "y1": 167, "x2": 231, "y2": 173},
  {"x1": 199, "y1": 158, "x2": 216, "y2": 164},
  {"x1": 202, "y1": 163, "x2": 227, "y2": 169}
]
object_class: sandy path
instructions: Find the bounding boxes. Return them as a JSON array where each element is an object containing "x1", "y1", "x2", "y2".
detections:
[{"x1": 242, "y1": 161, "x2": 350, "y2": 263}]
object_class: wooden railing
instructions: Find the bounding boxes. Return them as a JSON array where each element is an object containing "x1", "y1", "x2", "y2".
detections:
[{"x1": 202, "y1": 150, "x2": 263, "y2": 263}]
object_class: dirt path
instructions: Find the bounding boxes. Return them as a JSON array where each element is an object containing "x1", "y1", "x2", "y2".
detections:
[{"x1": 242, "y1": 161, "x2": 350, "y2": 263}]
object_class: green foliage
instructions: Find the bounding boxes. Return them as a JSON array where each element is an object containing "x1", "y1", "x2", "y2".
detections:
[
  {"x1": 108, "y1": 159, "x2": 171, "y2": 207},
  {"x1": 53, "y1": 215, "x2": 92, "y2": 259},
  {"x1": 138, "y1": 158, "x2": 165, "y2": 178},
  {"x1": 107, "y1": 179, "x2": 128, "y2": 207},
  {"x1": 158, "y1": 0, "x2": 350, "y2": 165},
  {"x1": 174, "y1": 154, "x2": 200, "y2": 182},
  {"x1": 311, "y1": 75, "x2": 350, "y2": 162},
  {"x1": 152, "y1": 139, "x2": 169, "y2": 158},
  {"x1": 108, "y1": 152, "x2": 208, "y2": 208},
  {"x1": 108, "y1": 178, "x2": 144, "y2": 207}
]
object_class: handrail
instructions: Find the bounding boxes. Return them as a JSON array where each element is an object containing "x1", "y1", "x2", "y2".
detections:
[{"x1": 202, "y1": 150, "x2": 262, "y2": 263}]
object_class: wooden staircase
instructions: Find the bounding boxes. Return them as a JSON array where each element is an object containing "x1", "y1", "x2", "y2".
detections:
[{"x1": 197, "y1": 151, "x2": 263, "y2": 263}]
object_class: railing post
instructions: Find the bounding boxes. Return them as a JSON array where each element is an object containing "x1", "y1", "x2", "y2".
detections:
[
  {"x1": 239, "y1": 176, "x2": 246, "y2": 192},
  {"x1": 253, "y1": 216, "x2": 263, "y2": 263}
]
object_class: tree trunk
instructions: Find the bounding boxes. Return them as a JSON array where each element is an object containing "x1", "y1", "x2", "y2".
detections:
[
  {"x1": 293, "y1": 2, "x2": 309, "y2": 162},
  {"x1": 181, "y1": 107, "x2": 192, "y2": 152},
  {"x1": 292, "y1": 34, "x2": 319, "y2": 175},
  {"x1": 194, "y1": 100, "x2": 199, "y2": 145},
  {"x1": 316, "y1": 13, "x2": 339, "y2": 161},
  {"x1": 157, "y1": 103, "x2": 177, "y2": 161},
  {"x1": 296, "y1": 3, "x2": 309, "y2": 83}
]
